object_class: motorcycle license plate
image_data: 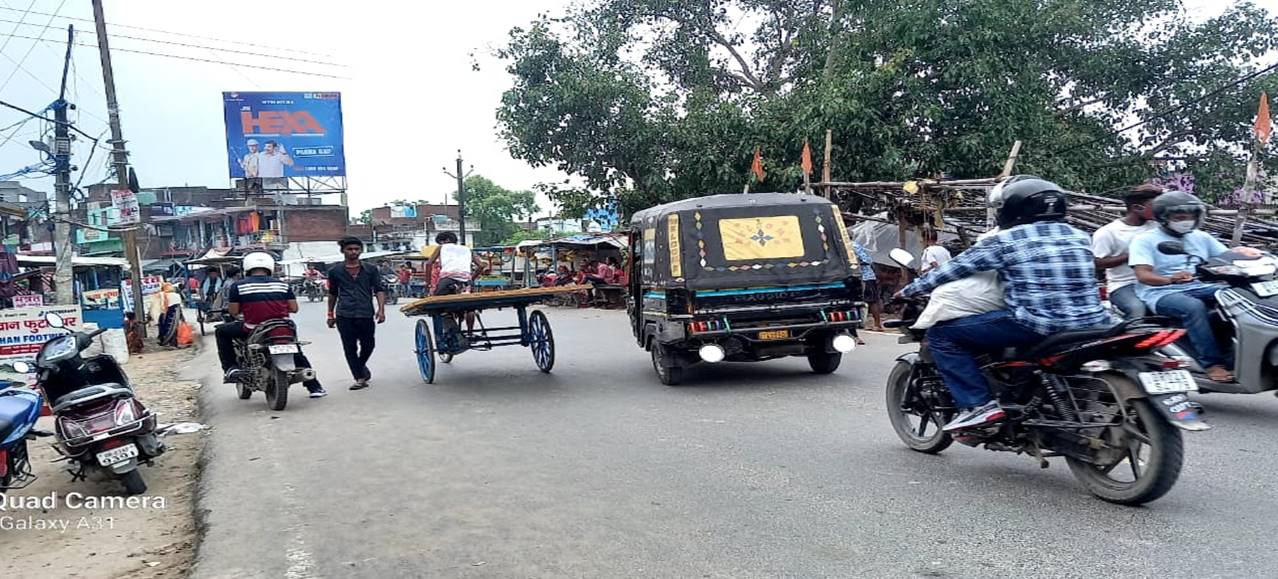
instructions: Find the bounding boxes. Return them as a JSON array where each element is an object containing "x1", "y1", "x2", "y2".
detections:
[
  {"x1": 96, "y1": 443, "x2": 138, "y2": 467},
  {"x1": 758, "y1": 330, "x2": 791, "y2": 341},
  {"x1": 1139, "y1": 370, "x2": 1198, "y2": 395},
  {"x1": 1251, "y1": 280, "x2": 1278, "y2": 297},
  {"x1": 268, "y1": 344, "x2": 300, "y2": 354}
]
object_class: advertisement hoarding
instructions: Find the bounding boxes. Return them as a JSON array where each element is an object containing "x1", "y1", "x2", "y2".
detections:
[
  {"x1": 223, "y1": 91, "x2": 346, "y2": 179},
  {"x1": 0, "y1": 305, "x2": 82, "y2": 363},
  {"x1": 111, "y1": 189, "x2": 140, "y2": 225}
]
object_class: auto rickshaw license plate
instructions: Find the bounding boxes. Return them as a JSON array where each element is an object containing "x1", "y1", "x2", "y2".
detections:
[{"x1": 758, "y1": 329, "x2": 791, "y2": 341}]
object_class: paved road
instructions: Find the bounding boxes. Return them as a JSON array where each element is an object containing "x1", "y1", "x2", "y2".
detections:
[{"x1": 191, "y1": 304, "x2": 1278, "y2": 579}]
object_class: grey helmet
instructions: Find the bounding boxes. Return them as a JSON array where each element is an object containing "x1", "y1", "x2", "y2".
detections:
[{"x1": 1151, "y1": 191, "x2": 1205, "y2": 236}]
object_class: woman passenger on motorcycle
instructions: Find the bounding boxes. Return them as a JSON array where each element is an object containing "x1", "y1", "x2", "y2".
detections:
[
  {"x1": 1128, "y1": 191, "x2": 1260, "y2": 383},
  {"x1": 895, "y1": 178, "x2": 1108, "y2": 432}
]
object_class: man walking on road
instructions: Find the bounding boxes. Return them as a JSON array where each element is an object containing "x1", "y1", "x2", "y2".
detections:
[{"x1": 327, "y1": 237, "x2": 386, "y2": 390}]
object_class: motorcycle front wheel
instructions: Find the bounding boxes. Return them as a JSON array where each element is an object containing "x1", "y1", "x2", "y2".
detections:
[
  {"x1": 119, "y1": 468, "x2": 147, "y2": 495},
  {"x1": 1066, "y1": 376, "x2": 1183, "y2": 505},
  {"x1": 885, "y1": 361, "x2": 953, "y2": 454}
]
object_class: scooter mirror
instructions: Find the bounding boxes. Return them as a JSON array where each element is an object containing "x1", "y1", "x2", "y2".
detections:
[
  {"x1": 889, "y1": 248, "x2": 915, "y2": 268},
  {"x1": 44, "y1": 312, "x2": 65, "y2": 328},
  {"x1": 11, "y1": 361, "x2": 30, "y2": 373},
  {"x1": 1157, "y1": 241, "x2": 1188, "y2": 256}
]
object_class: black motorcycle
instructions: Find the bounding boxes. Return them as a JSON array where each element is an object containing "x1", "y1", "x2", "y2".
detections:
[
  {"x1": 884, "y1": 249, "x2": 1206, "y2": 505},
  {"x1": 16, "y1": 312, "x2": 164, "y2": 495},
  {"x1": 301, "y1": 278, "x2": 325, "y2": 303},
  {"x1": 226, "y1": 317, "x2": 315, "y2": 411}
]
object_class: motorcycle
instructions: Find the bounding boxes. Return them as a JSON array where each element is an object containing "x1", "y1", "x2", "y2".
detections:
[
  {"x1": 884, "y1": 249, "x2": 1206, "y2": 505},
  {"x1": 383, "y1": 274, "x2": 400, "y2": 305},
  {"x1": 225, "y1": 316, "x2": 316, "y2": 411},
  {"x1": 301, "y1": 277, "x2": 326, "y2": 303},
  {"x1": 0, "y1": 381, "x2": 45, "y2": 490},
  {"x1": 1154, "y1": 242, "x2": 1278, "y2": 396},
  {"x1": 15, "y1": 312, "x2": 164, "y2": 495}
]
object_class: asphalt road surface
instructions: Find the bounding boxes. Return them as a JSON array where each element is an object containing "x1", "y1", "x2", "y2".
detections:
[{"x1": 190, "y1": 304, "x2": 1278, "y2": 579}]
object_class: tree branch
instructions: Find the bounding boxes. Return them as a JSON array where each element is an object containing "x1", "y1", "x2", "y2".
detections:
[{"x1": 650, "y1": 8, "x2": 766, "y2": 92}]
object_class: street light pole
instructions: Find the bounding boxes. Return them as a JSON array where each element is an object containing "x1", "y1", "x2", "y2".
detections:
[
  {"x1": 51, "y1": 26, "x2": 74, "y2": 305},
  {"x1": 92, "y1": 0, "x2": 145, "y2": 334}
]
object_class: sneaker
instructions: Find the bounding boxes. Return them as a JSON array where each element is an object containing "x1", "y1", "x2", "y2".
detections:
[
  {"x1": 943, "y1": 401, "x2": 1006, "y2": 432},
  {"x1": 223, "y1": 368, "x2": 242, "y2": 383},
  {"x1": 349, "y1": 380, "x2": 369, "y2": 391},
  {"x1": 308, "y1": 387, "x2": 328, "y2": 399}
]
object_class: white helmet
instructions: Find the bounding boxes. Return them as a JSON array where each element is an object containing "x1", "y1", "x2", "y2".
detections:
[{"x1": 242, "y1": 252, "x2": 275, "y2": 275}]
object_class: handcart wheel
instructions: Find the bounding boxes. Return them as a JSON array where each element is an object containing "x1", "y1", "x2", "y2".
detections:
[
  {"x1": 415, "y1": 318, "x2": 436, "y2": 384},
  {"x1": 528, "y1": 309, "x2": 555, "y2": 373}
]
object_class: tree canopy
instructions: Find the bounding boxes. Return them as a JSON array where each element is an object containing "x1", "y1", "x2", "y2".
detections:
[
  {"x1": 455, "y1": 175, "x2": 540, "y2": 246},
  {"x1": 496, "y1": 0, "x2": 1278, "y2": 216}
]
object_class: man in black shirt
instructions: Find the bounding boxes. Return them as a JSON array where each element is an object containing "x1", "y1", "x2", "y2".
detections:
[{"x1": 327, "y1": 237, "x2": 386, "y2": 390}]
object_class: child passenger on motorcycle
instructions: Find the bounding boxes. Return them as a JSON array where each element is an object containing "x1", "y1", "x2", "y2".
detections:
[
  {"x1": 216, "y1": 252, "x2": 327, "y2": 399},
  {"x1": 895, "y1": 178, "x2": 1108, "y2": 432}
]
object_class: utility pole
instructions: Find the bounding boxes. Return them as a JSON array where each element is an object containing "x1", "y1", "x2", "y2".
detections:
[
  {"x1": 455, "y1": 151, "x2": 466, "y2": 244},
  {"x1": 92, "y1": 0, "x2": 145, "y2": 335},
  {"x1": 51, "y1": 25, "x2": 74, "y2": 306}
]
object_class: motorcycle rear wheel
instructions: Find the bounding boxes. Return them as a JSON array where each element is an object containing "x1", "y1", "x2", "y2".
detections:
[
  {"x1": 266, "y1": 369, "x2": 289, "y2": 411},
  {"x1": 885, "y1": 361, "x2": 953, "y2": 454},
  {"x1": 1066, "y1": 378, "x2": 1183, "y2": 505},
  {"x1": 119, "y1": 468, "x2": 147, "y2": 495}
]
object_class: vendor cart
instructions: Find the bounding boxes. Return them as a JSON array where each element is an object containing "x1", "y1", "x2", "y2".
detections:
[{"x1": 399, "y1": 285, "x2": 584, "y2": 383}]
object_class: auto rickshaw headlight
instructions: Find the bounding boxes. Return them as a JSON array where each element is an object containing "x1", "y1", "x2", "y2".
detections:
[
  {"x1": 698, "y1": 344, "x2": 726, "y2": 363},
  {"x1": 832, "y1": 333, "x2": 857, "y2": 353}
]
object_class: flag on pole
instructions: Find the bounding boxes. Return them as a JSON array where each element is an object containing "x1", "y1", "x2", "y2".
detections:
[
  {"x1": 751, "y1": 147, "x2": 765, "y2": 182},
  {"x1": 801, "y1": 139, "x2": 813, "y2": 176},
  {"x1": 1256, "y1": 92, "x2": 1271, "y2": 146}
]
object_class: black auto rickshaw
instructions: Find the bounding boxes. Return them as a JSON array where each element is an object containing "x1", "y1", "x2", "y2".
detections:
[{"x1": 627, "y1": 192, "x2": 864, "y2": 385}]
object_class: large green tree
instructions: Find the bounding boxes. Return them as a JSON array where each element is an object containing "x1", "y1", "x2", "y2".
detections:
[
  {"x1": 456, "y1": 175, "x2": 540, "y2": 246},
  {"x1": 496, "y1": 0, "x2": 1278, "y2": 215}
]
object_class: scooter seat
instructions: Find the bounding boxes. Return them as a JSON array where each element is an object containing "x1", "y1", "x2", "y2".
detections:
[
  {"x1": 51, "y1": 383, "x2": 131, "y2": 413},
  {"x1": 0, "y1": 393, "x2": 39, "y2": 442}
]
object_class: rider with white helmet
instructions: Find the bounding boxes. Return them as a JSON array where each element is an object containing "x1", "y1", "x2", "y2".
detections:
[{"x1": 216, "y1": 252, "x2": 327, "y2": 398}]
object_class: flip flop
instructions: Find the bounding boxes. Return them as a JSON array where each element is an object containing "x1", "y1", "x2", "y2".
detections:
[{"x1": 1206, "y1": 366, "x2": 1234, "y2": 383}]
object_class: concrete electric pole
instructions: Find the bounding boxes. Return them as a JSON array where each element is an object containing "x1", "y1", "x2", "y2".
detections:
[
  {"x1": 51, "y1": 25, "x2": 74, "y2": 306},
  {"x1": 92, "y1": 0, "x2": 146, "y2": 334},
  {"x1": 455, "y1": 152, "x2": 466, "y2": 244}
]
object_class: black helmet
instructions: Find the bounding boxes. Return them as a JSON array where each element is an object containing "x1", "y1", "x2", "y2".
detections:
[
  {"x1": 1151, "y1": 191, "x2": 1205, "y2": 236},
  {"x1": 996, "y1": 178, "x2": 1068, "y2": 228}
]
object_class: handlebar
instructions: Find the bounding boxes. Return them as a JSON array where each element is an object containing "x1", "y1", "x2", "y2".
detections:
[{"x1": 88, "y1": 327, "x2": 109, "y2": 340}]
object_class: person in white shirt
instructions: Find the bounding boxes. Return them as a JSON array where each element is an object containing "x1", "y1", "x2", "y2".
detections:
[
  {"x1": 919, "y1": 228, "x2": 952, "y2": 274},
  {"x1": 256, "y1": 140, "x2": 294, "y2": 178},
  {"x1": 422, "y1": 231, "x2": 487, "y2": 333},
  {"x1": 1092, "y1": 185, "x2": 1161, "y2": 319}
]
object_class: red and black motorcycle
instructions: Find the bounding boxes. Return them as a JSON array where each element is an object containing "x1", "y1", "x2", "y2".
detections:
[{"x1": 883, "y1": 249, "x2": 1207, "y2": 505}]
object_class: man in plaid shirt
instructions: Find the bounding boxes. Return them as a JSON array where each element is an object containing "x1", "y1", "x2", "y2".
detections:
[{"x1": 898, "y1": 178, "x2": 1108, "y2": 432}]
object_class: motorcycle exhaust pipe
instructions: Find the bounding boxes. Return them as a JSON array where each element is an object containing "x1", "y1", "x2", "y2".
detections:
[{"x1": 298, "y1": 368, "x2": 317, "y2": 381}]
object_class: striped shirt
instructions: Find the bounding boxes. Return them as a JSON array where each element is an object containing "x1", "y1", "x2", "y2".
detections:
[
  {"x1": 901, "y1": 222, "x2": 1108, "y2": 335},
  {"x1": 227, "y1": 275, "x2": 294, "y2": 328}
]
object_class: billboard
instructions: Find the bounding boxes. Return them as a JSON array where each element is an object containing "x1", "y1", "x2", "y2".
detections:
[{"x1": 223, "y1": 92, "x2": 346, "y2": 179}]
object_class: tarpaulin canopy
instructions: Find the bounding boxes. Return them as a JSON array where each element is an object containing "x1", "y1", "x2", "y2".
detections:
[{"x1": 630, "y1": 192, "x2": 859, "y2": 290}]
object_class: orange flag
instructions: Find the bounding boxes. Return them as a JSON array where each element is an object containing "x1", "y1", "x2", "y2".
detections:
[
  {"x1": 801, "y1": 139, "x2": 813, "y2": 176},
  {"x1": 1256, "y1": 92, "x2": 1272, "y2": 146},
  {"x1": 751, "y1": 147, "x2": 765, "y2": 182}
]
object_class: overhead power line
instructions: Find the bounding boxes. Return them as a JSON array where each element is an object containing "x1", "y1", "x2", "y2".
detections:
[
  {"x1": 0, "y1": 17, "x2": 347, "y2": 68},
  {"x1": 0, "y1": 0, "x2": 34, "y2": 56},
  {"x1": 0, "y1": 0, "x2": 67, "y2": 94},
  {"x1": 0, "y1": 5, "x2": 335, "y2": 58},
  {"x1": 1046, "y1": 60, "x2": 1278, "y2": 159},
  {"x1": 0, "y1": 32, "x2": 350, "y2": 79}
]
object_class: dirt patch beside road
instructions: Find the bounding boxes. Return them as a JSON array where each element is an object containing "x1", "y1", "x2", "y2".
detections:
[{"x1": 0, "y1": 345, "x2": 206, "y2": 579}]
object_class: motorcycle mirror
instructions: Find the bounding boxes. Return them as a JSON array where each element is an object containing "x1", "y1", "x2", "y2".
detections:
[
  {"x1": 1157, "y1": 241, "x2": 1188, "y2": 256},
  {"x1": 44, "y1": 312, "x2": 65, "y2": 328},
  {"x1": 11, "y1": 361, "x2": 30, "y2": 373},
  {"x1": 889, "y1": 248, "x2": 914, "y2": 268}
]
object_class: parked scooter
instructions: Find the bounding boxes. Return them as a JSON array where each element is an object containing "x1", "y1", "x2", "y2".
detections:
[
  {"x1": 16, "y1": 312, "x2": 164, "y2": 495},
  {"x1": 226, "y1": 316, "x2": 316, "y2": 411},
  {"x1": 0, "y1": 382, "x2": 45, "y2": 490},
  {"x1": 1155, "y1": 242, "x2": 1278, "y2": 395}
]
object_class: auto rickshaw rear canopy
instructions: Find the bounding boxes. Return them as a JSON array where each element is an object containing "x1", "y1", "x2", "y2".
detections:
[{"x1": 629, "y1": 192, "x2": 860, "y2": 291}]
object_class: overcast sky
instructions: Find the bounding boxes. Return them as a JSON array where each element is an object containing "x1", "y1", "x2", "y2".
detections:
[{"x1": 0, "y1": 0, "x2": 1270, "y2": 215}]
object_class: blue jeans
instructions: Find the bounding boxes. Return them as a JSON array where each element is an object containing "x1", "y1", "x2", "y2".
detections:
[
  {"x1": 1154, "y1": 285, "x2": 1228, "y2": 369},
  {"x1": 925, "y1": 311, "x2": 1044, "y2": 408},
  {"x1": 1109, "y1": 284, "x2": 1147, "y2": 319}
]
